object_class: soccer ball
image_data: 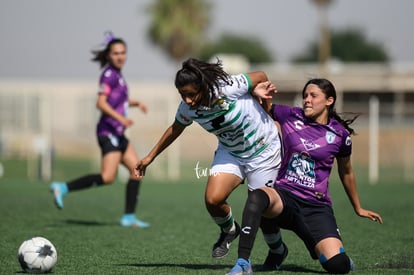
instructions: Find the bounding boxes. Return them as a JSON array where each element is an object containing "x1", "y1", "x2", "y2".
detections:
[{"x1": 17, "y1": 237, "x2": 57, "y2": 274}]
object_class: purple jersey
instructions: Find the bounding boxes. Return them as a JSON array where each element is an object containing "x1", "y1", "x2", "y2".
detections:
[
  {"x1": 272, "y1": 104, "x2": 352, "y2": 206},
  {"x1": 96, "y1": 65, "x2": 129, "y2": 137}
]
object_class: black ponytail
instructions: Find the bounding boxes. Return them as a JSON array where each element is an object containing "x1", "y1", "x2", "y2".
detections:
[{"x1": 175, "y1": 58, "x2": 231, "y2": 104}]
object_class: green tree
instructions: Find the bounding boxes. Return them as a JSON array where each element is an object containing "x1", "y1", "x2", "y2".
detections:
[
  {"x1": 146, "y1": 0, "x2": 210, "y2": 62},
  {"x1": 198, "y1": 33, "x2": 274, "y2": 63},
  {"x1": 292, "y1": 27, "x2": 390, "y2": 63}
]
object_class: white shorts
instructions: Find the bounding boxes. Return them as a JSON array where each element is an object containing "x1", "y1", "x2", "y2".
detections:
[{"x1": 210, "y1": 144, "x2": 281, "y2": 190}]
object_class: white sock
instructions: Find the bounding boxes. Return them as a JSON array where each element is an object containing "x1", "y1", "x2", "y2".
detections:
[{"x1": 212, "y1": 209, "x2": 235, "y2": 233}]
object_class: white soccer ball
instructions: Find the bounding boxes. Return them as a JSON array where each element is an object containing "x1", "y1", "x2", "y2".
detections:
[{"x1": 17, "y1": 237, "x2": 58, "y2": 274}]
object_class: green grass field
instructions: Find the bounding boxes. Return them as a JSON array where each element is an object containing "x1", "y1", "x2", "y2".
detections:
[{"x1": 1, "y1": 160, "x2": 414, "y2": 274}]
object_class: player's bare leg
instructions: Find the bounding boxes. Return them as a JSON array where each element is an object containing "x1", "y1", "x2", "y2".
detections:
[{"x1": 205, "y1": 173, "x2": 242, "y2": 258}]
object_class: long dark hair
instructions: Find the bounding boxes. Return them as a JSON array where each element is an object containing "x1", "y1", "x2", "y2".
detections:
[
  {"x1": 175, "y1": 58, "x2": 231, "y2": 104},
  {"x1": 91, "y1": 32, "x2": 126, "y2": 68},
  {"x1": 302, "y1": 78, "x2": 359, "y2": 135}
]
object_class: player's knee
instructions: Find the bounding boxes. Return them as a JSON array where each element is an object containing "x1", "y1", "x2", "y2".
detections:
[
  {"x1": 245, "y1": 189, "x2": 270, "y2": 213},
  {"x1": 320, "y1": 252, "x2": 351, "y2": 274},
  {"x1": 101, "y1": 174, "x2": 116, "y2": 184},
  {"x1": 204, "y1": 194, "x2": 225, "y2": 208}
]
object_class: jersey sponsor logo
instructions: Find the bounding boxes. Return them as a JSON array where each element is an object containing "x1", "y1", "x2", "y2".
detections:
[
  {"x1": 300, "y1": 138, "x2": 320, "y2": 151},
  {"x1": 294, "y1": 120, "x2": 304, "y2": 130},
  {"x1": 218, "y1": 128, "x2": 243, "y2": 140},
  {"x1": 325, "y1": 131, "x2": 336, "y2": 144},
  {"x1": 286, "y1": 152, "x2": 316, "y2": 188}
]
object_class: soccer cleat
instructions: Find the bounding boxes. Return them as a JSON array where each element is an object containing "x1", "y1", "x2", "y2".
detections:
[
  {"x1": 212, "y1": 222, "x2": 241, "y2": 258},
  {"x1": 260, "y1": 242, "x2": 288, "y2": 271},
  {"x1": 226, "y1": 258, "x2": 253, "y2": 275},
  {"x1": 120, "y1": 214, "x2": 150, "y2": 228},
  {"x1": 50, "y1": 182, "x2": 68, "y2": 209}
]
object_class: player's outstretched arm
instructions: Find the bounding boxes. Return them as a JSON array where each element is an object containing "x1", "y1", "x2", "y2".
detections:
[
  {"x1": 134, "y1": 121, "x2": 186, "y2": 177},
  {"x1": 337, "y1": 156, "x2": 383, "y2": 224},
  {"x1": 129, "y1": 99, "x2": 148, "y2": 114}
]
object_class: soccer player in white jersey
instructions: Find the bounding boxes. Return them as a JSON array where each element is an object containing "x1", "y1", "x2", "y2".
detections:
[
  {"x1": 135, "y1": 58, "x2": 286, "y2": 260},
  {"x1": 227, "y1": 78, "x2": 383, "y2": 275}
]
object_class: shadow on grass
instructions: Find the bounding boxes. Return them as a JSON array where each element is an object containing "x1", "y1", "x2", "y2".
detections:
[
  {"x1": 118, "y1": 263, "x2": 229, "y2": 270},
  {"x1": 258, "y1": 264, "x2": 325, "y2": 273},
  {"x1": 117, "y1": 263, "x2": 323, "y2": 273},
  {"x1": 64, "y1": 219, "x2": 116, "y2": 226},
  {"x1": 375, "y1": 259, "x2": 414, "y2": 269}
]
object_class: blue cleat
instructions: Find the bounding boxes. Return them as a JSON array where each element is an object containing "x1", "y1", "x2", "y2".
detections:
[
  {"x1": 120, "y1": 214, "x2": 150, "y2": 228},
  {"x1": 50, "y1": 182, "x2": 68, "y2": 209},
  {"x1": 226, "y1": 258, "x2": 253, "y2": 275}
]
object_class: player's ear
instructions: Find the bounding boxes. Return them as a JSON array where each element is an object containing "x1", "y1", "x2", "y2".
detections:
[{"x1": 326, "y1": 96, "x2": 334, "y2": 107}]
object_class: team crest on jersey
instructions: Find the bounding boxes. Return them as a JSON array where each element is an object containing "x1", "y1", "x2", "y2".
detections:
[
  {"x1": 300, "y1": 138, "x2": 320, "y2": 151},
  {"x1": 217, "y1": 98, "x2": 229, "y2": 110},
  {"x1": 325, "y1": 131, "x2": 336, "y2": 144}
]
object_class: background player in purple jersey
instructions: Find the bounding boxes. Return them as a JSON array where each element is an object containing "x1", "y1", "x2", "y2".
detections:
[
  {"x1": 135, "y1": 58, "x2": 285, "y2": 260},
  {"x1": 228, "y1": 78, "x2": 383, "y2": 275},
  {"x1": 50, "y1": 32, "x2": 150, "y2": 228}
]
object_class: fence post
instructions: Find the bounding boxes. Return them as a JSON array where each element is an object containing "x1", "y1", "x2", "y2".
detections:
[{"x1": 369, "y1": 96, "x2": 379, "y2": 184}]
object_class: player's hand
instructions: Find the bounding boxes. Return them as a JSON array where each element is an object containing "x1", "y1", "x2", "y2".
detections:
[
  {"x1": 138, "y1": 102, "x2": 148, "y2": 114},
  {"x1": 252, "y1": 81, "x2": 277, "y2": 104},
  {"x1": 357, "y1": 208, "x2": 383, "y2": 224},
  {"x1": 121, "y1": 117, "x2": 134, "y2": 127},
  {"x1": 134, "y1": 161, "x2": 146, "y2": 177},
  {"x1": 131, "y1": 100, "x2": 148, "y2": 114},
  {"x1": 134, "y1": 156, "x2": 152, "y2": 178}
]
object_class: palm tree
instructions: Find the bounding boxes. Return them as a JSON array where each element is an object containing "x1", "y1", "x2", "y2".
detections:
[
  {"x1": 291, "y1": 28, "x2": 390, "y2": 63},
  {"x1": 147, "y1": 0, "x2": 210, "y2": 62}
]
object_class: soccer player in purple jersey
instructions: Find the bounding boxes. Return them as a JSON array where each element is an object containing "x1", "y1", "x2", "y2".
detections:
[
  {"x1": 228, "y1": 78, "x2": 383, "y2": 275},
  {"x1": 50, "y1": 32, "x2": 150, "y2": 228}
]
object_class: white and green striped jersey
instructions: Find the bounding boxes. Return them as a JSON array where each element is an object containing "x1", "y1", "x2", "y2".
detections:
[{"x1": 175, "y1": 73, "x2": 279, "y2": 159}]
